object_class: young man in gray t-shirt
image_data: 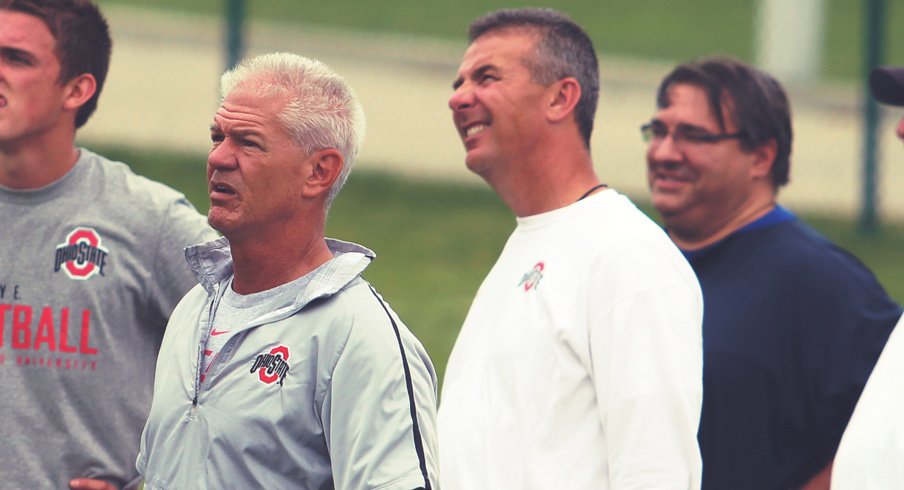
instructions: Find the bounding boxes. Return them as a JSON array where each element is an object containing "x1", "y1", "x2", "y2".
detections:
[{"x1": 0, "y1": 2, "x2": 215, "y2": 488}]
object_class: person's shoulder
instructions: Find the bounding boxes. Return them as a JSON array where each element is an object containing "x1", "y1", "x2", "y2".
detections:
[
  {"x1": 759, "y1": 219, "x2": 866, "y2": 270},
  {"x1": 81, "y1": 148, "x2": 214, "y2": 238},
  {"x1": 576, "y1": 193, "x2": 699, "y2": 297},
  {"x1": 746, "y1": 219, "x2": 889, "y2": 297},
  {"x1": 330, "y1": 279, "x2": 420, "y2": 346},
  {"x1": 332, "y1": 279, "x2": 401, "y2": 329},
  {"x1": 328, "y1": 279, "x2": 435, "y2": 383},
  {"x1": 587, "y1": 191, "x2": 685, "y2": 262},
  {"x1": 81, "y1": 148, "x2": 191, "y2": 207},
  {"x1": 170, "y1": 283, "x2": 208, "y2": 317},
  {"x1": 581, "y1": 190, "x2": 668, "y2": 241}
]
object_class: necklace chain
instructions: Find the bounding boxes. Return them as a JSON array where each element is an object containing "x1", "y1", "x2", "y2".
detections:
[{"x1": 576, "y1": 183, "x2": 607, "y2": 202}]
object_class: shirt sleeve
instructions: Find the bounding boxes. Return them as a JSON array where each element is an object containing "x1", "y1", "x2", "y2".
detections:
[
  {"x1": 320, "y1": 289, "x2": 438, "y2": 490},
  {"x1": 789, "y1": 248, "x2": 902, "y2": 484},
  {"x1": 146, "y1": 197, "x2": 218, "y2": 327},
  {"x1": 590, "y1": 280, "x2": 703, "y2": 489}
]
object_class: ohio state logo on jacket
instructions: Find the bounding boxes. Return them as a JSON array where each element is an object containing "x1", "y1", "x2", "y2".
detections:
[
  {"x1": 250, "y1": 345, "x2": 291, "y2": 386},
  {"x1": 54, "y1": 227, "x2": 109, "y2": 280}
]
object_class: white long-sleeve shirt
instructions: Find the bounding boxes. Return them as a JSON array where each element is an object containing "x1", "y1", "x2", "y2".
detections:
[{"x1": 439, "y1": 189, "x2": 703, "y2": 489}]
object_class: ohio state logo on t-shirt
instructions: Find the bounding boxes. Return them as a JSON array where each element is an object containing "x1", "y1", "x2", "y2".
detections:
[
  {"x1": 53, "y1": 227, "x2": 109, "y2": 280},
  {"x1": 250, "y1": 344, "x2": 291, "y2": 386},
  {"x1": 519, "y1": 261, "x2": 545, "y2": 291}
]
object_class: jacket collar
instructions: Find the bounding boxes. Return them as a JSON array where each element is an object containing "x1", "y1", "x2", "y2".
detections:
[{"x1": 184, "y1": 237, "x2": 375, "y2": 306}]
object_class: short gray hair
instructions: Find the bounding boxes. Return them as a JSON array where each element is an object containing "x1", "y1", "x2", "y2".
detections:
[
  {"x1": 468, "y1": 8, "x2": 599, "y2": 148},
  {"x1": 219, "y1": 52, "x2": 366, "y2": 207}
]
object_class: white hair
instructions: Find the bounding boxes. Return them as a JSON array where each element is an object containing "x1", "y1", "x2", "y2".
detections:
[{"x1": 219, "y1": 52, "x2": 366, "y2": 207}]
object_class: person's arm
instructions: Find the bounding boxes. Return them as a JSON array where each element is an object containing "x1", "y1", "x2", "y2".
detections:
[
  {"x1": 792, "y1": 250, "x2": 901, "y2": 487},
  {"x1": 70, "y1": 474, "x2": 142, "y2": 490},
  {"x1": 320, "y1": 289, "x2": 439, "y2": 490},
  {"x1": 68, "y1": 478, "x2": 116, "y2": 490},
  {"x1": 590, "y1": 283, "x2": 703, "y2": 488},
  {"x1": 800, "y1": 461, "x2": 832, "y2": 490},
  {"x1": 145, "y1": 197, "x2": 218, "y2": 325}
]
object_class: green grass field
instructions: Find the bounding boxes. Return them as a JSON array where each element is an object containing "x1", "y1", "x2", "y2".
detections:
[
  {"x1": 97, "y1": 0, "x2": 904, "y2": 82},
  {"x1": 95, "y1": 144, "x2": 904, "y2": 381}
]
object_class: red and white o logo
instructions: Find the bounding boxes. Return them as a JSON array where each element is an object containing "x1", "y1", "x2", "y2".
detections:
[
  {"x1": 259, "y1": 345, "x2": 290, "y2": 384},
  {"x1": 55, "y1": 227, "x2": 109, "y2": 280}
]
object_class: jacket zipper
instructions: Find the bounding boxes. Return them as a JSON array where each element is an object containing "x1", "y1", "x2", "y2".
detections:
[{"x1": 191, "y1": 283, "x2": 221, "y2": 415}]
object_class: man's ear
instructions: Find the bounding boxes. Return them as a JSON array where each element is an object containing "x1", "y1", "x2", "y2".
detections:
[
  {"x1": 546, "y1": 77, "x2": 582, "y2": 123},
  {"x1": 61, "y1": 74, "x2": 97, "y2": 112},
  {"x1": 751, "y1": 139, "x2": 778, "y2": 179},
  {"x1": 302, "y1": 148, "x2": 344, "y2": 199}
]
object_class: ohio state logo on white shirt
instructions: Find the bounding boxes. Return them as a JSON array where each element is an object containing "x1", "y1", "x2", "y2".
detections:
[
  {"x1": 53, "y1": 227, "x2": 109, "y2": 280},
  {"x1": 519, "y1": 261, "x2": 545, "y2": 291},
  {"x1": 250, "y1": 344, "x2": 291, "y2": 386}
]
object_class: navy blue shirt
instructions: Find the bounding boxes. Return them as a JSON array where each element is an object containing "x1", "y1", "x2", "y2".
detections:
[{"x1": 684, "y1": 207, "x2": 901, "y2": 489}]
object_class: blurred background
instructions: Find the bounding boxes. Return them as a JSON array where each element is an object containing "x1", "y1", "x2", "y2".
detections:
[{"x1": 84, "y1": 0, "x2": 904, "y2": 378}]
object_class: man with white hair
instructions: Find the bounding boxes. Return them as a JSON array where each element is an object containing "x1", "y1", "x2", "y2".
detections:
[{"x1": 136, "y1": 52, "x2": 438, "y2": 489}]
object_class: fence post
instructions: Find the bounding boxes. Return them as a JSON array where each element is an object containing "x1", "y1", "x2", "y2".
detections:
[
  {"x1": 860, "y1": 0, "x2": 885, "y2": 233},
  {"x1": 756, "y1": 0, "x2": 825, "y2": 84},
  {"x1": 225, "y1": 0, "x2": 245, "y2": 71}
]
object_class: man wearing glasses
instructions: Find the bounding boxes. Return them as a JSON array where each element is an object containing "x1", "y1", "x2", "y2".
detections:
[{"x1": 643, "y1": 56, "x2": 902, "y2": 490}]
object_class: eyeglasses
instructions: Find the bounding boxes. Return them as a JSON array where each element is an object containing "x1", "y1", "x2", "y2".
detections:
[{"x1": 640, "y1": 121, "x2": 746, "y2": 146}]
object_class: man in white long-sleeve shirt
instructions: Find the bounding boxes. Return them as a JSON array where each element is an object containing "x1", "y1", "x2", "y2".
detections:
[{"x1": 437, "y1": 7, "x2": 704, "y2": 489}]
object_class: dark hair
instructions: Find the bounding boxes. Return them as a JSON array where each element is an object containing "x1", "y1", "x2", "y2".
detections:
[
  {"x1": 656, "y1": 56, "x2": 793, "y2": 187},
  {"x1": 469, "y1": 8, "x2": 599, "y2": 148},
  {"x1": 1, "y1": 0, "x2": 111, "y2": 128}
]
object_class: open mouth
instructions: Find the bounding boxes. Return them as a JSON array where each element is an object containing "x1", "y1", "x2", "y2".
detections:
[
  {"x1": 465, "y1": 123, "x2": 487, "y2": 137},
  {"x1": 210, "y1": 182, "x2": 236, "y2": 197}
]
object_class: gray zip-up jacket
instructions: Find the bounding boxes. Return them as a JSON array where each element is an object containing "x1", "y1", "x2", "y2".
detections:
[{"x1": 137, "y1": 237, "x2": 439, "y2": 489}]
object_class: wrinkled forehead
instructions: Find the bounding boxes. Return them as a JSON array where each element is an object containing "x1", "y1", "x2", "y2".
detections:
[
  {"x1": 214, "y1": 89, "x2": 286, "y2": 131},
  {"x1": 460, "y1": 28, "x2": 538, "y2": 70}
]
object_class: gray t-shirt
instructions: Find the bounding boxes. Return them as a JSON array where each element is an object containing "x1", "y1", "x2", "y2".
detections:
[
  {"x1": 201, "y1": 274, "x2": 310, "y2": 381},
  {"x1": 0, "y1": 148, "x2": 217, "y2": 488}
]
